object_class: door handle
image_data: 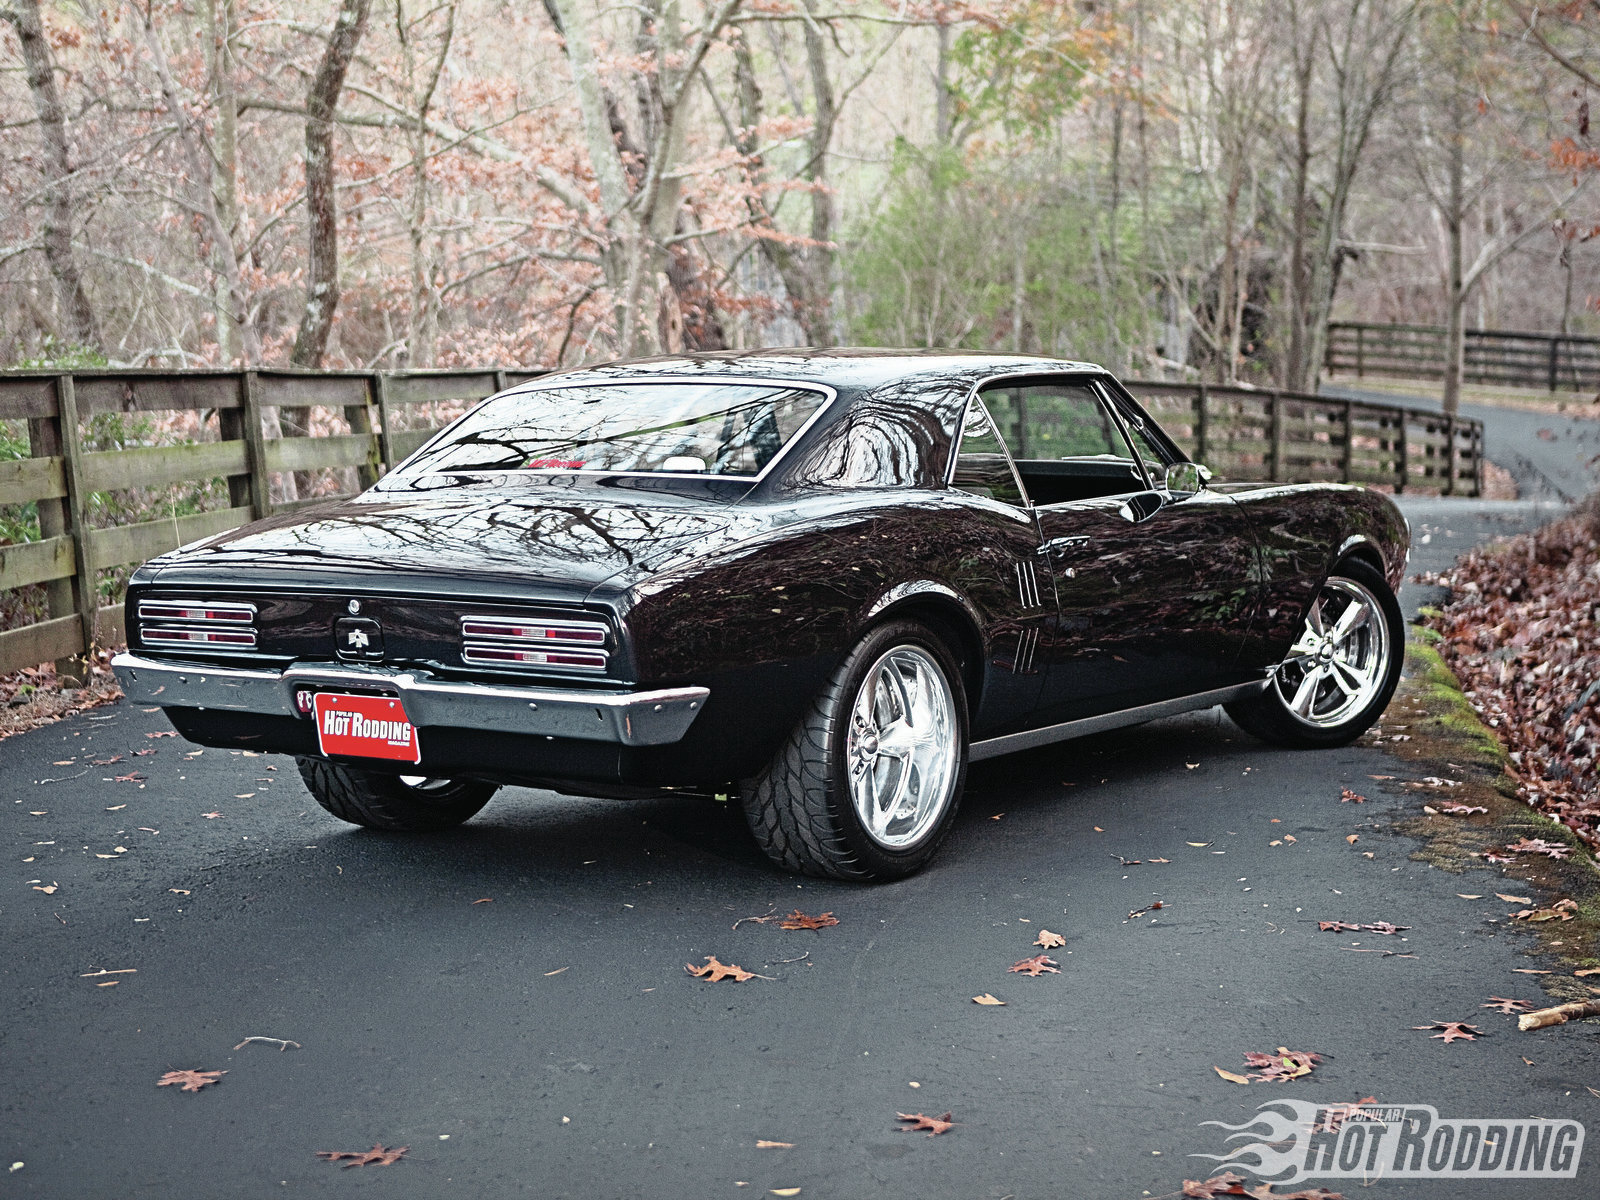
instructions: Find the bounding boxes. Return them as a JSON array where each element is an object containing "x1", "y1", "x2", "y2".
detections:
[{"x1": 1038, "y1": 536, "x2": 1091, "y2": 557}]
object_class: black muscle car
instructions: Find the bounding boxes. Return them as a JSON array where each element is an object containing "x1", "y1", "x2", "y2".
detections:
[{"x1": 113, "y1": 352, "x2": 1409, "y2": 880}]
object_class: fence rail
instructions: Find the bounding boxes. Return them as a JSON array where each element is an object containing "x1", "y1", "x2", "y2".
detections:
[
  {"x1": 0, "y1": 368, "x2": 1481, "y2": 678},
  {"x1": 1326, "y1": 321, "x2": 1600, "y2": 392}
]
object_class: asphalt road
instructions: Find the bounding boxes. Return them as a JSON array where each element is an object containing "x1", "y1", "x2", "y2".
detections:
[{"x1": 4, "y1": 402, "x2": 1597, "y2": 1199}]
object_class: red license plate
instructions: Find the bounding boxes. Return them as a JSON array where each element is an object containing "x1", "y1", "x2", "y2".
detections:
[{"x1": 313, "y1": 693, "x2": 421, "y2": 763}]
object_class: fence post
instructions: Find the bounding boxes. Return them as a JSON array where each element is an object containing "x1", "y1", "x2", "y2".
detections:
[
  {"x1": 1269, "y1": 391, "x2": 1284, "y2": 481},
  {"x1": 494, "y1": 369, "x2": 507, "y2": 393},
  {"x1": 235, "y1": 371, "x2": 270, "y2": 518},
  {"x1": 1341, "y1": 400, "x2": 1355, "y2": 483},
  {"x1": 1356, "y1": 325, "x2": 1365, "y2": 378},
  {"x1": 52, "y1": 374, "x2": 95, "y2": 682},
  {"x1": 1395, "y1": 411, "x2": 1409, "y2": 494},
  {"x1": 1444, "y1": 414, "x2": 1458, "y2": 497},
  {"x1": 1547, "y1": 337, "x2": 1560, "y2": 393},
  {"x1": 1195, "y1": 382, "x2": 1209, "y2": 465},
  {"x1": 1472, "y1": 421, "x2": 1484, "y2": 497},
  {"x1": 345, "y1": 377, "x2": 381, "y2": 490},
  {"x1": 374, "y1": 373, "x2": 396, "y2": 472},
  {"x1": 27, "y1": 385, "x2": 80, "y2": 683}
]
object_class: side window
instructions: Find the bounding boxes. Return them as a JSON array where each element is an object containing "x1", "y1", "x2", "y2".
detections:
[
  {"x1": 982, "y1": 382, "x2": 1128, "y2": 461},
  {"x1": 1118, "y1": 416, "x2": 1168, "y2": 484},
  {"x1": 950, "y1": 396, "x2": 1026, "y2": 507}
]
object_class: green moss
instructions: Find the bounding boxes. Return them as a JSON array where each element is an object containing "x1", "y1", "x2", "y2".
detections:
[{"x1": 1410, "y1": 623, "x2": 1442, "y2": 645}]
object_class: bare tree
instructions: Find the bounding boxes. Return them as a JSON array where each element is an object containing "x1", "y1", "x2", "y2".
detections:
[{"x1": 3, "y1": 0, "x2": 101, "y2": 350}]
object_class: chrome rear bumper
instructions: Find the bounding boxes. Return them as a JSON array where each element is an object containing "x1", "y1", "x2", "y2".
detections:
[{"x1": 111, "y1": 653, "x2": 709, "y2": 747}]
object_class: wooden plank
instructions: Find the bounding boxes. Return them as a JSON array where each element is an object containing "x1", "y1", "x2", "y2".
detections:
[
  {"x1": 254, "y1": 372, "x2": 371, "y2": 409},
  {"x1": 0, "y1": 535, "x2": 75, "y2": 591},
  {"x1": 0, "y1": 614, "x2": 82, "y2": 677},
  {"x1": 0, "y1": 455, "x2": 66, "y2": 505},
  {"x1": 87, "y1": 506, "x2": 253, "y2": 570},
  {"x1": 96, "y1": 600, "x2": 124, "y2": 647},
  {"x1": 239, "y1": 372, "x2": 270, "y2": 519},
  {"x1": 74, "y1": 373, "x2": 243, "y2": 415},
  {"x1": 80, "y1": 439, "x2": 248, "y2": 494},
  {"x1": 389, "y1": 428, "x2": 436, "y2": 461},
  {"x1": 0, "y1": 376, "x2": 59, "y2": 420},
  {"x1": 374, "y1": 373, "x2": 396, "y2": 472},
  {"x1": 382, "y1": 372, "x2": 501, "y2": 405},
  {"x1": 265, "y1": 433, "x2": 379, "y2": 474}
]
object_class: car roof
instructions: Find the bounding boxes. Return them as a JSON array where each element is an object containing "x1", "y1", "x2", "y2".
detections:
[{"x1": 516, "y1": 348, "x2": 1108, "y2": 394}]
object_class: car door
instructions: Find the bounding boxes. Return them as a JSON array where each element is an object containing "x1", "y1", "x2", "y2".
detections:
[
  {"x1": 945, "y1": 392, "x2": 1054, "y2": 739},
  {"x1": 980, "y1": 376, "x2": 1260, "y2": 725}
]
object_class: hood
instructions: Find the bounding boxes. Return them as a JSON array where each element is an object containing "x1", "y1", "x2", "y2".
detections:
[{"x1": 143, "y1": 482, "x2": 775, "y2": 600}]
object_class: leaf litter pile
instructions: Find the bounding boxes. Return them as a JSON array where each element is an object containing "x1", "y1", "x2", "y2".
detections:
[{"x1": 1422, "y1": 495, "x2": 1600, "y2": 851}]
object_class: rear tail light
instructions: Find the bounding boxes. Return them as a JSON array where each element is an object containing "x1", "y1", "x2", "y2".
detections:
[
  {"x1": 137, "y1": 599, "x2": 257, "y2": 650},
  {"x1": 460, "y1": 614, "x2": 609, "y2": 673}
]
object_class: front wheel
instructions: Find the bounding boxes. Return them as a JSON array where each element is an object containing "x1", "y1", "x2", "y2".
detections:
[
  {"x1": 297, "y1": 758, "x2": 497, "y2": 831},
  {"x1": 1226, "y1": 558, "x2": 1403, "y2": 748},
  {"x1": 741, "y1": 620, "x2": 968, "y2": 881}
]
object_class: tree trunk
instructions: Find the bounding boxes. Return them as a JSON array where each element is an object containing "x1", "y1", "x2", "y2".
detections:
[
  {"x1": 290, "y1": 0, "x2": 373, "y2": 368},
  {"x1": 1442, "y1": 85, "x2": 1465, "y2": 417},
  {"x1": 7, "y1": 0, "x2": 101, "y2": 352}
]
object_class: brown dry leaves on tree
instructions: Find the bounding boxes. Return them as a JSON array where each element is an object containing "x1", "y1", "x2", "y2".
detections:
[
  {"x1": 1424, "y1": 498, "x2": 1600, "y2": 852},
  {"x1": 778, "y1": 911, "x2": 839, "y2": 930},
  {"x1": 685, "y1": 955, "x2": 758, "y2": 982},
  {"x1": 317, "y1": 1144, "x2": 409, "y2": 1168},
  {"x1": 1414, "y1": 1020, "x2": 1486, "y2": 1043},
  {"x1": 1008, "y1": 954, "x2": 1060, "y2": 977},
  {"x1": 1184, "y1": 1172, "x2": 1345, "y2": 1199},
  {"x1": 896, "y1": 1111, "x2": 955, "y2": 1137},
  {"x1": 157, "y1": 1069, "x2": 226, "y2": 1093}
]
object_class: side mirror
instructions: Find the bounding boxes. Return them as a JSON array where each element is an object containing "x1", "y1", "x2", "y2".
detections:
[{"x1": 1164, "y1": 461, "x2": 1212, "y2": 496}]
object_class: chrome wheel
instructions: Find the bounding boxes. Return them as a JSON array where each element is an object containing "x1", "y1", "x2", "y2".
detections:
[
  {"x1": 1274, "y1": 577, "x2": 1391, "y2": 729},
  {"x1": 846, "y1": 645, "x2": 959, "y2": 850}
]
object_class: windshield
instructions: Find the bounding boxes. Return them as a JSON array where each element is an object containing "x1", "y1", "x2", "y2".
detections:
[{"x1": 396, "y1": 382, "x2": 830, "y2": 479}]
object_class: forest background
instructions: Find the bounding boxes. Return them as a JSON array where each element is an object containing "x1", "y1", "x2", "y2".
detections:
[{"x1": 2, "y1": 0, "x2": 1598, "y2": 411}]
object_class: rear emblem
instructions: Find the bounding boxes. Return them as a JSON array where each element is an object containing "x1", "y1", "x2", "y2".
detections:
[{"x1": 334, "y1": 616, "x2": 384, "y2": 661}]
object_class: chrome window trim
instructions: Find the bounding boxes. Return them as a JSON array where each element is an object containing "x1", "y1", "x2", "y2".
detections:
[
  {"x1": 393, "y1": 376, "x2": 840, "y2": 486},
  {"x1": 945, "y1": 385, "x2": 1033, "y2": 508}
]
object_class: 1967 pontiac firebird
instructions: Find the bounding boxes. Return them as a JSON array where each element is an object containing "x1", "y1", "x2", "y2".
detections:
[{"x1": 113, "y1": 351, "x2": 1409, "y2": 880}]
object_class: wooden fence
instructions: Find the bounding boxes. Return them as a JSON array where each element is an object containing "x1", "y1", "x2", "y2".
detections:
[
  {"x1": 1326, "y1": 321, "x2": 1600, "y2": 392},
  {"x1": 0, "y1": 368, "x2": 1481, "y2": 678}
]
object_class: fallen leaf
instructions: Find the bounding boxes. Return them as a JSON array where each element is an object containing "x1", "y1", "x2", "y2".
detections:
[
  {"x1": 1511, "y1": 900, "x2": 1577, "y2": 923},
  {"x1": 1505, "y1": 837, "x2": 1572, "y2": 860},
  {"x1": 1457, "y1": 894, "x2": 1483, "y2": 900},
  {"x1": 1182, "y1": 1169, "x2": 1344, "y2": 1198},
  {"x1": 1575, "y1": 968, "x2": 1600, "y2": 978},
  {"x1": 472, "y1": 898, "x2": 493, "y2": 904},
  {"x1": 685, "y1": 955, "x2": 757, "y2": 982},
  {"x1": 1008, "y1": 954, "x2": 1060, "y2": 977},
  {"x1": 1213, "y1": 1066, "x2": 1251, "y2": 1085},
  {"x1": 113, "y1": 772, "x2": 145, "y2": 784},
  {"x1": 1186, "y1": 841, "x2": 1212, "y2": 847},
  {"x1": 1148, "y1": 857, "x2": 1171, "y2": 863},
  {"x1": 1240, "y1": 1047, "x2": 1324, "y2": 1082},
  {"x1": 1512, "y1": 968, "x2": 1552, "y2": 975},
  {"x1": 972, "y1": 993, "x2": 1006, "y2": 1006},
  {"x1": 105, "y1": 804, "x2": 125, "y2": 811},
  {"x1": 158, "y1": 1069, "x2": 226, "y2": 1093},
  {"x1": 1495, "y1": 894, "x2": 1532, "y2": 904},
  {"x1": 896, "y1": 1112, "x2": 955, "y2": 1137},
  {"x1": 778, "y1": 910, "x2": 839, "y2": 931},
  {"x1": 1093, "y1": 826, "x2": 1104, "y2": 832},
  {"x1": 1340, "y1": 789, "x2": 1367, "y2": 803},
  {"x1": 756, "y1": 1140, "x2": 794, "y2": 1149},
  {"x1": 543, "y1": 966, "x2": 568, "y2": 976},
  {"x1": 1282, "y1": 834, "x2": 1296, "y2": 844},
  {"x1": 316, "y1": 1144, "x2": 408, "y2": 1168},
  {"x1": 1318, "y1": 920, "x2": 1361, "y2": 933},
  {"x1": 1127, "y1": 901, "x2": 1165, "y2": 919},
  {"x1": 200, "y1": 812, "x2": 222, "y2": 819},
  {"x1": 1414, "y1": 1020, "x2": 1485, "y2": 1043},
  {"x1": 233, "y1": 793, "x2": 254, "y2": 800},
  {"x1": 169, "y1": 888, "x2": 190, "y2": 895},
  {"x1": 1313, "y1": 1098, "x2": 1381, "y2": 1134},
  {"x1": 1034, "y1": 929, "x2": 1066, "y2": 949},
  {"x1": 1345, "y1": 835, "x2": 1359, "y2": 844},
  {"x1": 1439, "y1": 804, "x2": 1488, "y2": 816},
  {"x1": 32, "y1": 884, "x2": 58, "y2": 895},
  {"x1": 1482, "y1": 997, "x2": 1535, "y2": 1014},
  {"x1": 771, "y1": 1189, "x2": 801, "y2": 1197}
]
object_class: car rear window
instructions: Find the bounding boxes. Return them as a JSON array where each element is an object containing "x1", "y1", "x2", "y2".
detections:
[{"x1": 397, "y1": 382, "x2": 830, "y2": 478}]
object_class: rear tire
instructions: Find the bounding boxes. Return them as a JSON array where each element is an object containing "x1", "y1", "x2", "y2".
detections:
[
  {"x1": 1226, "y1": 558, "x2": 1403, "y2": 748},
  {"x1": 740, "y1": 619, "x2": 968, "y2": 881},
  {"x1": 297, "y1": 758, "x2": 496, "y2": 831}
]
